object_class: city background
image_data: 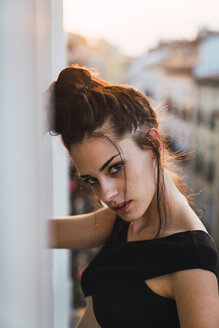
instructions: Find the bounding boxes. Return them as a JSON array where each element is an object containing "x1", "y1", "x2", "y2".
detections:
[{"x1": 0, "y1": 1, "x2": 218, "y2": 328}]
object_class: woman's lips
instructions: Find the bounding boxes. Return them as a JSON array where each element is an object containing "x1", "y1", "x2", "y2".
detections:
[{"x1": 112, "y1": 201, "x2": 131, "y2": 214}]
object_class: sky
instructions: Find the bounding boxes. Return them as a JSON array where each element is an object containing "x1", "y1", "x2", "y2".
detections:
[{"x1": 63, "y1": 0, "x2": 219, "y2": 57}]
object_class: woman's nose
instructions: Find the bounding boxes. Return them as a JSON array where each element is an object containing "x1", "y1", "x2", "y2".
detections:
[{"x1": 99, "y1": 180, "x2": 118, "y2": 204}]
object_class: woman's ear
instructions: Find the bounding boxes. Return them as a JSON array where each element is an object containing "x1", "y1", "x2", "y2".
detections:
[{"x1": 147, "y1": 128, "x2": 163, "y2": 154}]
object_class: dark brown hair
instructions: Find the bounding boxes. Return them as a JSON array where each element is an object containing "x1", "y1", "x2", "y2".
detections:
[{"x1": 48, "y1": 64, "x2": 203, "y2": 239}]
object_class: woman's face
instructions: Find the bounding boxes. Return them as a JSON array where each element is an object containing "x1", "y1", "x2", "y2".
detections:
[{"x1": 70, "y1": 133, "x2": 157, "y2": 223}]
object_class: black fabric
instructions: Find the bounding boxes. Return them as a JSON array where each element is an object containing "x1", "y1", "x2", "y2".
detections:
[{"x1": 81, "y1": 215, "x2": 218, "y2": 328}]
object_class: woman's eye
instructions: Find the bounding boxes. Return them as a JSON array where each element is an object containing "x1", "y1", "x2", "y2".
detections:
[
  {"x1": 84, "y1": 177, "x2": 97, "y2": 186},
  {"x1": 109, "y1": 162, "x2": 123, "y2": 175}
]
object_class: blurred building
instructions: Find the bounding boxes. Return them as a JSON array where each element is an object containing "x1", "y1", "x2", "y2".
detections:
[
  {"x1": 192, "y1": 31, "x2": 219, "y2": 245},
  {"x1": 126, "y1": 28, "x2": 219, "y2": 247},
  {"x1": 66, "y1": 32, "x2": 130, "y2": 83}
]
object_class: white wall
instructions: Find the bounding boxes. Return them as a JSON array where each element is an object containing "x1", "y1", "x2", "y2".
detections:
[
  {"x1": 0, "y1": 0, "x2": 71, "y2": 327},
  {"x1": 50, "y1": 2, "x2": 72, "y2": 327}
]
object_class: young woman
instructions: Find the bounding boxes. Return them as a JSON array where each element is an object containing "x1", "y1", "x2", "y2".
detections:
[{"x1": 48, "y1": 65, "x2": 219, "y2": 328}]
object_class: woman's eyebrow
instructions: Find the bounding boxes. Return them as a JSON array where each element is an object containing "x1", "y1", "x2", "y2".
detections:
[
  {"x1": 99, "y1": 154, "x2": 120, "y2": 172},
  {"x1": 80, "y1": 154, "x2": 120, "y2": 179},
  {"x1": 80, "y1": 174, "x2": 91, "y2": 179}
]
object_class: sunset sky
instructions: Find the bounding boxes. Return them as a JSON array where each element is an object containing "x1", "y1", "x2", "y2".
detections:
[{"x1": 63, "y1": 0, "x2": 219, "y2": 56}]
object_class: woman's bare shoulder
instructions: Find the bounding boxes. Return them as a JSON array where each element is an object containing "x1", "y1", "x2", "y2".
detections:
[{"x1": 166, "y1": 208, "x2": 209, "y2": 237}]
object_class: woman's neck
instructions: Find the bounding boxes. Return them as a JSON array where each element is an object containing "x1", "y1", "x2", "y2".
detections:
[{"x1": 131, "y1": 169, "x2": 191, "y2": 236}]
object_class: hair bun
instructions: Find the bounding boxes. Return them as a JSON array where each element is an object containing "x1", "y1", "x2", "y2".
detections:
[{"x1": 55, "y1": 65, "x2": 92, "y2": 97}]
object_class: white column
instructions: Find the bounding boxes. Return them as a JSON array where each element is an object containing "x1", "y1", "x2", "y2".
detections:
[
  {"x1": 0, "y1": 0, "x2": 53, "y2": 327},
  {"x1": 0, "y1": 0, "x2": 71, "y2": 327},
  {"x1": 50, "y1": 2, "x2": 72, "y2": 328}
]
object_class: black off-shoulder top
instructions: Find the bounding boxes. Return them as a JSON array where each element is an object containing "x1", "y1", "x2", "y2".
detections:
[{"x1": 81, "y1": 216, "x2": 218, "y2": 328}]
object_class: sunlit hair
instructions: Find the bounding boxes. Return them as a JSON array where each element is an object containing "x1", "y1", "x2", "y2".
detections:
[{"x1": 47, "y1": 64, "x2": 204, "y2": 239}]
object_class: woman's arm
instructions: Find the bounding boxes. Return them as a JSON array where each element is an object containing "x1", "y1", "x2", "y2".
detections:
[
  {"x1": 171, "y1": 269, "x2": 219, "y2": 328},
  {"x1": 47, "y1": 206, "x2": 117, "y2": 249}
]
